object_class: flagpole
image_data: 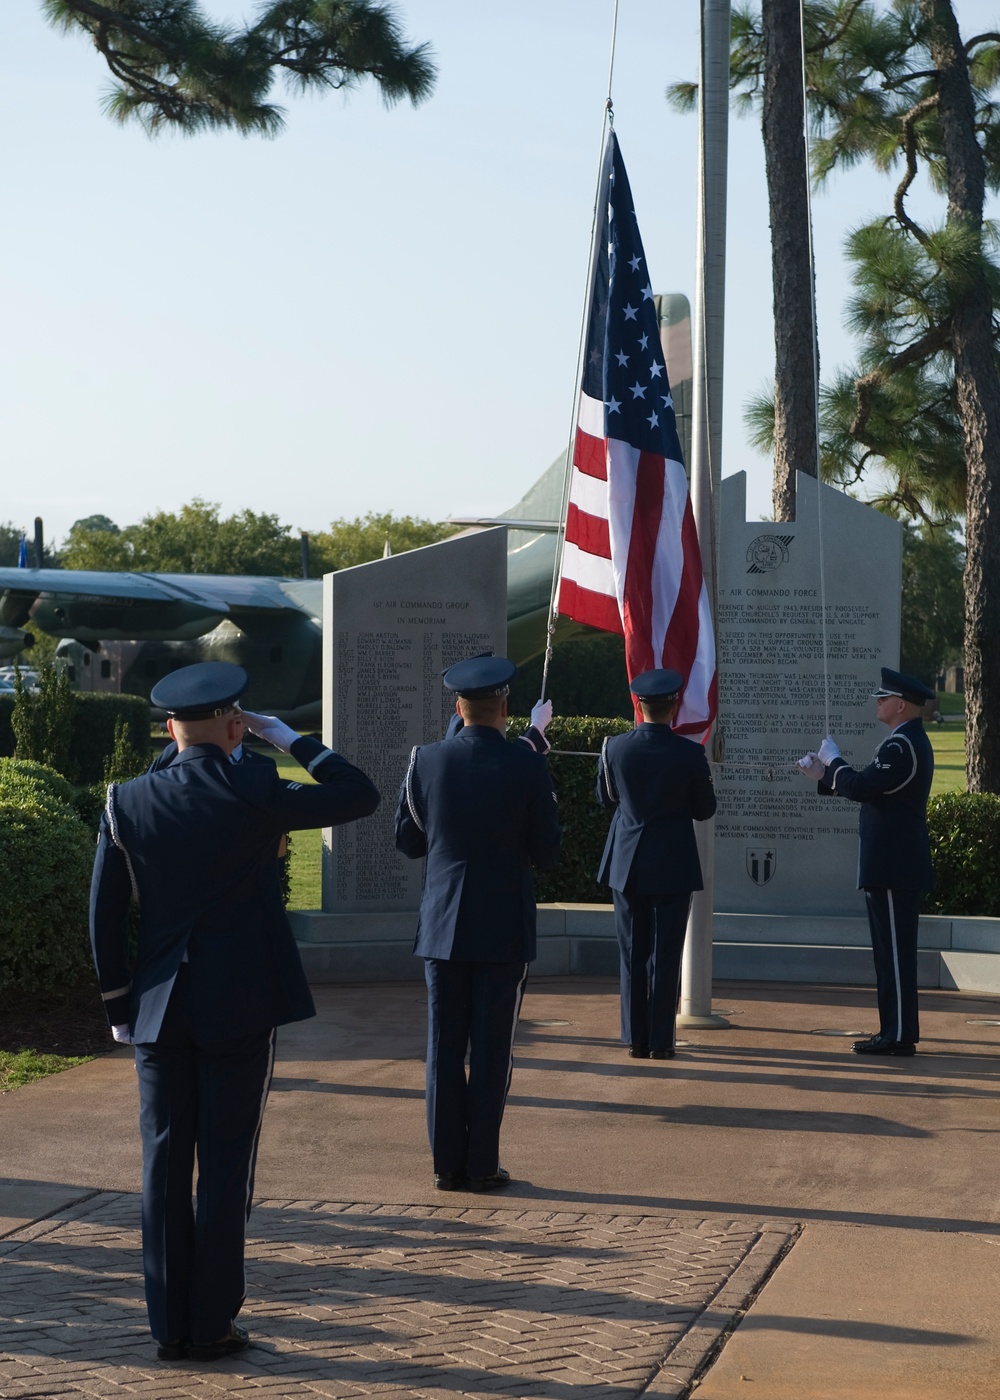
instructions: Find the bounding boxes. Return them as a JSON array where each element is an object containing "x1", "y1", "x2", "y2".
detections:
[{"x1": 678, "y1": 0, "x2": 731, "y2": 1031}]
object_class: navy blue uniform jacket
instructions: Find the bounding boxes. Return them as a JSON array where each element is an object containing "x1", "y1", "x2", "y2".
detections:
[
  {"x1": 820, "y1": 718, "x2": 934, "y2": 890},
  {"x1": 147, "y1": 740, "x2": 277, "y2": 773},
  {"x1": 394, "y1": 725, "x2": 561, "y2": 962},
  {"x1": 597, "y1": 724, "x2": 717, "y2": 895},
  {"x1": 91, "y1": 736, "x2": 379, "y2": 1043}
]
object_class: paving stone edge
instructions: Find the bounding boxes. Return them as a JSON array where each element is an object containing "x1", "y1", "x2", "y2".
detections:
[
  {"x1": 640, "y1": 1225, "x2": 802, "y2": 1399},
  {"x1": 0, "y1": 1189, "x2": 120, "y2": 1253}
]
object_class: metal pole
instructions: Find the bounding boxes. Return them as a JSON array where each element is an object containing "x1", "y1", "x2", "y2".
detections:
[{"x1": 679, "y1": 0, "x2": 730, "y2": 1030}]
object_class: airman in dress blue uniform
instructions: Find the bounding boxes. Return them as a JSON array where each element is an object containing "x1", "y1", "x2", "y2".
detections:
[
  {"x1": 597, "y1": 669, "x2": 717, "y2": 1059},
  {"x1": 800, "y1": 667, "x2": 935, "y2": 1055},
  {"x1": 395, "y1": 656, "x2": 560, "y2": 1192},
  {"x1": 90, "y1": 662, "x2": 379, "y2": 1360}
]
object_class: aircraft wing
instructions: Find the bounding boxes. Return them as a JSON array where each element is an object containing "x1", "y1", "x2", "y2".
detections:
[{"x1": 0, "y1": 567, "x2": 254, "y2": 642}]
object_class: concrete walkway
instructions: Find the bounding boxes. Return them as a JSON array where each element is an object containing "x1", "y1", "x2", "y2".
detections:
[{"x1": 2, "y1": 977, "x2": 999, "y2": 1397}]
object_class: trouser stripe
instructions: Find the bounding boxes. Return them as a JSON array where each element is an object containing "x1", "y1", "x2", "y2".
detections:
[
  {"x1": 244, "y1": 1030, "x2": 276, "y2": 1217},
  {"x1": 502, "y1": 965, "x2": 529, "y2": 1107},
  {"x1": 887, "y1": 891, "x2": 903, "y2": 1042}
]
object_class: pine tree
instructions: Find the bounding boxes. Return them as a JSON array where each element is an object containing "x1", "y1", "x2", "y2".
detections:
[
  {"x1": 41, "y1": 0, "x2": 435, "y2": 135},
  {"x1": 676, "y1": 0, "x2": 1000, "y2": 788},
  {"x1": 810, "y1": 0, "x2": 1000, "y2": 789}
]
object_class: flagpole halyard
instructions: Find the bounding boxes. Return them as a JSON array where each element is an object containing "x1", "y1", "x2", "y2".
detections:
[
  {"x1": 797, "y1": 0, "x2": 832, "y2": 736},
  {"x1": 541, "y1": 1, "x2": 621, "y2": 703}
]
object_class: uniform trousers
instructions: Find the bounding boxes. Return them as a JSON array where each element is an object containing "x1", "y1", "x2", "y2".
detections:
[
  {"x1": 423, "y1": 958, "x2": 528, "y2": 1178},
  {"x1": 613, "y1": 890, "x2": 691, "y2": 1052},
  {"x1": 133, "y1": 966, "x2": 276, "y2": 1345},
  {"x1": 864, "y1": 887, "x2": 922, "y2": 1044}
]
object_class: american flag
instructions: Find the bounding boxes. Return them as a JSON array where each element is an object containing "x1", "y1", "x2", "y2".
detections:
[{"x1": 557, "y1": 131, "x2": 717, "y2": 740}]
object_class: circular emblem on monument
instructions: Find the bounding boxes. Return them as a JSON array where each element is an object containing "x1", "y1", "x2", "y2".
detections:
[{"x1": 746, "y1": 534, "x2": 791, "y2": 574}]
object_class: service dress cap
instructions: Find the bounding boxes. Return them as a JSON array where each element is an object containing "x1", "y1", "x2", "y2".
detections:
[
  {"x1": 151, "y1": 661, "x2": 249, "y2": 719},
  {"x1": 871, "y1": 667, "x2": 936, "y2": 706},
  {"x1": 629, "y1": 668, "x2": 685, "y2": 701},
  {"x1": 442, "y1": 653, "x2": 517, "y2": 699}
]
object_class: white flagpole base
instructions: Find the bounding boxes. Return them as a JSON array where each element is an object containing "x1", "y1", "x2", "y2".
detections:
[{"x1": 679, "y1": 822, "x2": 728, "y2": 1028}]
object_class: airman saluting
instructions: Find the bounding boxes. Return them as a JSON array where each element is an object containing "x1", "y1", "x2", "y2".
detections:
[{"x1": 90, "y1": 662, "x2": 379, "y2": 1361}]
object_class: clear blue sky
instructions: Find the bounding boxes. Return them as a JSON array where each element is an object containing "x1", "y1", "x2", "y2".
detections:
[{"x1": 1, "y1": 1, "x2": 995, "y2": 550}]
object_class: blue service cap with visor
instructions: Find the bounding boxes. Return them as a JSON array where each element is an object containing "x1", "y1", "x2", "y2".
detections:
[
  {"x1": 442, "y1": 653, "x2": 517, "y2": 699},
  {"x1": 870, "y1": 667, "x2": 936, "y2": 706},
  {"x1": 150, "y1": 661, "x2": 249, "y2": 719},
  {"x1": 629, "y1": 668, "x2": 685, "y2": 702}
]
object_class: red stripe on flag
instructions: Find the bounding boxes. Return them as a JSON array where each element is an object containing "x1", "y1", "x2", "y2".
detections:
[
  {"x1": 558, "y1": 578, "x2": 623, "y2": 634},
  {"x1": 565, "y1": 503, "x2": 611, "y2": 558},
  {"x1": 622, "y1": 449, "x2": 663, "y2": 681},
  {"x1": 674, "y1": 671, "x2": 718, "y2": 740},
  {"x1": 660, "y1": 498, "x2": 703, "y2": 682},
  {"x1": 573, "y1": 427, "x2": 608, "y2": 480}
]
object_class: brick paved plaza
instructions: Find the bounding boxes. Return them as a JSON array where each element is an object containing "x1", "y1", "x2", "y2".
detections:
[
  {"x1": 0, "y1": 1191, "x2": 792, "y2": 1400},
  {"x1": 4, "y1": 981, "x2": 1000, "y2": 1397}
]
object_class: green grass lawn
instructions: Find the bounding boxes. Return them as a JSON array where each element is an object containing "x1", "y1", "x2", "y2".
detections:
[
  {"x1": 0, "y1": 1050, "x2": 91, "y2": 1093},
  {"x1": 929, "y1": 720, "x2": 966, "y2": 795}
]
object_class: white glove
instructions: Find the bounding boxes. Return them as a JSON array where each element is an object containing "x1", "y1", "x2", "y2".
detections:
[
  {"x1": 112, "y1": 1024, "x2": 133, "y2": 1044},
  {"x1": 242, "y1": 711, "x2": 300, "y2": 753},
  {"x1": 797, "y1": 752, "x2": 826, "y2": 781},
  {"x1": 530, "y1": 699, "x2": 553, "y2": 735},
  {"x1": 818, "y1": 736, "x2": 841, "y2": 764}
]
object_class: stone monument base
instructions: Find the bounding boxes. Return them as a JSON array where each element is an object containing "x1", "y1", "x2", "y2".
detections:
[{"x1": 287, "y1": 908, "x2": 1000, "y2": 996}]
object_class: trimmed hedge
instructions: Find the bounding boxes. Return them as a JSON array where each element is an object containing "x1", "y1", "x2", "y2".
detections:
[
  {"x1": 0, "y1": 759, "x2": 95, "y2": 991},
  {"x1": 509, "y1": 716, "x2": 631, "y2": 904},
  {"x1": 0, "y1": 691, "x2": 150, "y2": 783},
  {"x1": 0, "y1": 758, "x2": 76, "y2": 809},
  {"x1": 925, "y1": 792, "x2": 1000, "y2": 916},
  {"x1": 509, "y1": 635, "x2": 633, "y2": 720},
  {"x1": 70, "y1": 694, "x2": 151, "y2": 783}
]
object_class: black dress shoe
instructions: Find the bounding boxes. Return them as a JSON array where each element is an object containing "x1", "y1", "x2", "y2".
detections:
[
  {"x1": 852, "y1": 1034, "x2": 916, "y2": 1056},
  {"x1": 434, "y1": 1171, "x2": 468, "y2": 1190},
  {"x1": 156, "y1": 1339, "x2": 189, "y2": 1361},
  {"x1": 628, "y1": 1045, "x2": 650, "y2": 1058},
  {"x1": 649, "y1": 1048, "x2": 675, "y2": 1059},
  {"x1": 468, "y1": 1167, "x2": 511, "y2": 1192},
  {"x1": 189, "y1": 1324, "x2": 250, "y2": 1361}
]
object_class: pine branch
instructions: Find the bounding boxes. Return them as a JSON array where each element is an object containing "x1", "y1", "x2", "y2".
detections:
[
  {"x1": 806, "y1": 0, "x2": 867, "y2": 56},
  {"x1": 850, "y1": 318, "x2": 953, "y2": 440},
  {"x1": 42, "y1": 0, "x2": 435, "y2": 134},
  {"x1": 894, "y1": 92, "x2": 939, "y2": 241},
  {"x1": 965, "y1": 32, "x2": 1000, "y2": 53}
]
